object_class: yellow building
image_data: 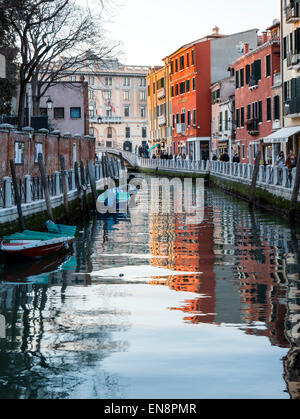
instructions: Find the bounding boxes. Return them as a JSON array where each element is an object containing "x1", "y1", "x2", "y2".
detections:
[{"x1": 147, "y1": 60, "x2": 172, "y2": 155}]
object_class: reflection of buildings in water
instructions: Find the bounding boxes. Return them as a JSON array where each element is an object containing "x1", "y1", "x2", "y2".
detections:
[{"x1": 148, "y1": 195, "x2": 216, "y2": 324}]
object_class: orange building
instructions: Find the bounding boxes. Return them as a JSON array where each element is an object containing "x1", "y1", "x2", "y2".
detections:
[{"x1": 165, "y1": 27, "x2": 258, "y2": 159}]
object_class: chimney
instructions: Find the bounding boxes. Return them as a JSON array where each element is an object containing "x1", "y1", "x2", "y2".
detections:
[
  {"x1": 212, "y1": 26, "x2": 219, "y2": 35},
  {"x1": 262, "y1": 31, "x2": 268, "y2": 44},
  {"x1": 244, "y1": 43, "x2": 249, "y2": 55}
]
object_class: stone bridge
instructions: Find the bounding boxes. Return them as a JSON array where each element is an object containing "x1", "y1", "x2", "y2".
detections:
[{"x1": 98, "y1": 147, "x2": 138, "y2": 168}]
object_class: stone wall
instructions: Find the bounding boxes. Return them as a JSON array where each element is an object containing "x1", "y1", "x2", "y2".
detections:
[{"x1": 0, "y1": 130, "x2": 95, "y2": 178}]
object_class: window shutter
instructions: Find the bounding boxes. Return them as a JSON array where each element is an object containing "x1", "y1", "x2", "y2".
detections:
[{"x1": 246, "y1": 65, "x2": 251, "y2": 84}]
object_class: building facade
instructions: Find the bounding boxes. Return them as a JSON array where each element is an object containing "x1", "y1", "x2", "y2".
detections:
[
  {"x1": 64, "y1": 59, "x2": 150, "y2": 154},
  {"x1": 280, "y1": 0, "x2": 300, "y2": 154},
  {"x1": 167, "y1": 27, "x2": 258, "y2": 160},
  {"x1": 38, "y1": 81, "x2": 89, "y2": 136},
  {"x1": 147, "y1": 61, "x2": 172, "y2": 155},
  {"x1": 233, "y1": 25, "x2": 281, "y2": 165},
  {"x1": 210, "y1": 76, "x2": 235, "y2": 159}
]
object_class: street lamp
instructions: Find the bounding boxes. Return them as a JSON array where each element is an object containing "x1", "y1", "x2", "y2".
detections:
[{"x1": 46, "y1": 97, "x2": 53, "y2": 110}]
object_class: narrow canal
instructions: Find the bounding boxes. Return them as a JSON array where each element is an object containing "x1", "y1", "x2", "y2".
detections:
[{"x1": 0, "y1": 174, "x2": 299, "y2": 399}]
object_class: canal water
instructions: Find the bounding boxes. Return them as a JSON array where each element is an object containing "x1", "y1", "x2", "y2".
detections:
[{"x1": 0, "y1": 174, "x2": 300, "y2": 399}]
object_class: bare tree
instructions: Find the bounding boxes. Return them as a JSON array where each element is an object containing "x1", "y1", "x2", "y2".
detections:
[{"x1": 0, "y1": 0, "x2": 119, "y2": 128}]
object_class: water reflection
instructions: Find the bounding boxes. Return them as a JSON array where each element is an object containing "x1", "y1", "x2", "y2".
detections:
[{"x1": 0, "y1": 175, "x2": 299, "y2": 398}]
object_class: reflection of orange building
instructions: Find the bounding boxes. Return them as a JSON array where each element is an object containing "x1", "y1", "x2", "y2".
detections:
[{"x1": 149, "y1": 195, "x2": 216, "y2": 324}]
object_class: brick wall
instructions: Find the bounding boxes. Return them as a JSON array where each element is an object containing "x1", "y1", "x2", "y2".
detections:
[{"x1": 0, "y1": 130, "x2": 95, "y2": 179}]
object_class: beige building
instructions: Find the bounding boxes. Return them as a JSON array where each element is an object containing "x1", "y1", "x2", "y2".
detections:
[
  {"x1": 147, "y1": 59, "x2": 172, "y2": 155},
  {"x1": 280, "y1": 1, "x2": 300, "y2": 153},
  {"x1": 63, "y1": 59, "x2": 150, "y2": 153}
]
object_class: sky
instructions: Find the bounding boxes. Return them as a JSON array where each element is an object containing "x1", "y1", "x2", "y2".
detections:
[{"x1": 105, "y1": 0, "x2": 281, "y2": 67}]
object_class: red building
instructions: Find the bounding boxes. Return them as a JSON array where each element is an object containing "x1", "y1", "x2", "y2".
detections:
[
  {"x1": 232, "y1": 24, "x2": 281, "y2": 164},
  {"x1": 166, "y1": 27, "x2": 258, "y2": 160}
]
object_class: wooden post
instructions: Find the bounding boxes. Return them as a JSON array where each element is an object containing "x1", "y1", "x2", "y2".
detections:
[
  {"x1": 74, "y1": 162, "x2": 83, "y2": 213},
  {"x1": 60, "y1": 155, "x2": 70, "y2": 218},
  {"x1": 249, "y1": 151, "x2": 261, "y2": 207},
  {"x1": 119, "y1": 152, "x2": 125, "y2": 170},
  {"x1": 87, "y1": 160, "x2": 98, "y2": 207},
  {"x1": 80, "y1": 161, "x2": 88, "y2": 211},
  {"x1": 10, "y1": 159, "x2": 25, "y2": 232},
  {"x1": 101, "y1": 155, "x2": 106, "y2": 178},
  {"x1": 290, "y1": 153, "x2": 300, "y2": 220},
  {"x1": 38, "y1": 153, "x2": 54, "y2": 221}
]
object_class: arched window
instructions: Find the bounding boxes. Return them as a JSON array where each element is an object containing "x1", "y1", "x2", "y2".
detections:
[{"x1": 107, "y1": 127, "x2": 112, "y2": 138}]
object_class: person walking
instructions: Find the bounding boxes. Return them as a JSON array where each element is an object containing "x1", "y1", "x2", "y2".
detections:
[
  {"x1": 276, "y1": 151, "x2": 285, "y2": 169},
  {"x1": 285, "y1": 150, "x2": 297, "y2": 186}
]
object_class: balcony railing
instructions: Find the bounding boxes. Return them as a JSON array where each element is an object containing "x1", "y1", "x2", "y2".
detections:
[
  {"x1": 284, "y1": 99, "x2": 300, "y2": 117},
  {"x1": 272, "y1": 120, "x2": 281, "y2": 131},
  {"x1": 89, "y1": 116, "x2": 122, "y2": 124},
  {"x1": 157, "y1": 88, "x2": 166, "y2": 100},
  {"x1": 246, "y1": 119, "x2": 259, "y2": 135},
  {"x1": 176, "y1": 123, "x2": 186, "y2": 135},
  {"x1": 287, "y1": 52, "x2": 300, "y2": 68},
  {"x1": 249, "y1": 77, "x2": 258, "y2": 90},
  {"x1": 273, "y1": 72, "x2": 281, "y2": 87},
  {"x1": 158, "y1": 115, "x2": 166, "y2": 126},
  {"x1": 285, "y1": 3, "x2": 300, "y2": 23}
]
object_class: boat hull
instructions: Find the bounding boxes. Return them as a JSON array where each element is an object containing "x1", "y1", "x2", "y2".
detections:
[{"x1": 1, "y1": 238, "x2": 74, "y2": 259}]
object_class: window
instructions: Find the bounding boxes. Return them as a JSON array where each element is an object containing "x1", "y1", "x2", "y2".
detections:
[
  {"x1": 54, "y1": 107, "x2": 64, "y2": 119},
  {"x1": 266, "y1": 98, "x2": 272, "y2": 121},
  {"x1": 171, "y1": 61, "x2": 174, "y2": 74},
  {"x1": 273, "y1": 95, "x2": 280, "y2": 120},
  {"x1": 242, "y1": 144, "x2": 245, "y2": 160},
  {"x1": 186, "y1": 53, "x2": 190, "y2": 67},
  {"x1": 175, "y1": 84, "x2": 179, "y2": 96},
  {"x1": 246, "y1": 65, "x2": 251, "y2": 84},
  {"x1": 171, "y1": 86, "x2": 174, "y2": 97},
  {"x1": 283, "y1": 37, "x2": 287, "y2": 60},
  {"x1": 153, "y1": 82, "x2": 156, "y2": 94},
  {"x1": 140, "y1": 90, "x2": 146, "y2": 101},
  {"x1": 181, "y1": 110, "x2": 185, "y2": 124},
  {"x1": 236, "y1": 70, "x2": 240, "y2": 88},
  {"x1": 14, "y1": 142, "x2": 25, "y2": 164},
  {"x1": 247, "y1": 104, "x2": 251, "y2": 120},
  {"x1": 236, "y1": 109, "x2": 240, "y2": 128},
  {"x1": 105, "y1": 90, "x2": 112, "y2": 100},
  {"x1": 123, "y1": 77, "x2": 130, "y2": 87},
  {"x1": 89, "y1": 127, "x2": 94, "y2": 136},
  {"x1": 240, "y1": 68, "x2": 244, "y2": 87},
  {"x1": 123, "y1": 91, "x2": 130, "y2": 101},
  {"x1": 34, "y1": 143, "x2": 43, "y2": 164},
  {"x1": 187, "y1": 110, "x2": 191, "y2": 126},
  {"x1": 87, "y1": 76, "x2": 95, "y2": 85},
  {"x1": 106, "y1": 109, "x2": 112, "y2": 117},
  {"x1": 125, "y1": 127, "x2": 131, "y2": 138},
  {"x1": 69, "y1": 75, "x2": 77, "y2": 82},
  {"x1": 142, "y1": 127, "x2": 147, "y2": 138},
  {"x1": 176, "y1": 113, "x2": 179, "y2": 124},
  {"x1": 105, "y1": 77, "x2": 112, "y2": 86},
  {"x1": 258, "y1": 101, "x2": 263, "y2": 123},
  {"x1": 88, "y1": 89, "x2": 94, "y2": 100},
  {"x1": 219, "y1": 112, "x2": 223, "y2": 132},
  {"x1": 89, "y1": 107, "x2": 95, "y2": 118},
  {"x1": 192, "y1": 109, "x2": 196, "y2": 126},
  {"x1": 266, "y1": 55, "x2": 271, "y2": 77},
  {"x1": 186, "y1": 79, "x2": 190, "y2": 92},
  {"x1": 139, "y1": 78, "x2": 146, "y2": 87},
  {"x1": 141, "y1": 105, "x2": 146, "y2": 118},
  {"x1": 70, "y1": 107, "x2": 81, "y2": 119},
  {"x1": 191, "y1": 50, "x2": 195, "y2": 65},
  {"x1": 180, "y1": 82, "x2": 185, "y2": 94},
  {"x1": 175, "y1": 59, "x2": 178, "y2": 72},
  {"x1": 124, "y1": 106, "x2": 130, "y2": 117},
  {"x1": 107, "y1": 127, "x2": 113, "y2": 138},
  {"x1": 180, "y1": 55, "x2": 185, "y2": 70},
  {"x1": 148, "y1": 85, "x2": 151, "y2": 96},
  {"x1": 240, "y1": 107, "x2": 244, "y2": 127},
  {"x1": 192, "y1": 77, "x2": 196, "y2": 90}
]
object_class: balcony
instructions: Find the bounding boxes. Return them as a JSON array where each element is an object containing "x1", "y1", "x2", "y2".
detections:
[
  {"x1": 176, "y1": 123, "x2": 186, "y2": 135},
  {"x1": 157, "y1": 88, "x2": 166, "y2": 100},
  {"x1": 158, "y1": 115, "x2": 166, "y2": 126},
  {"x1": 249, "y1": 77, "x2": 258, "y2": 91},
  {"x1": 246, "y1": 119, "x2": 259, "y2": 136},
  {"x1": 287, "y1": 52, "x2": 300, "y2": 69},
  {"x1": 284, "y1": 99, "x2": 300, "y2": 118},
  {"x1": 272, "y1": 120, "x2": 281, "y2": 131},
  {"x1": 89, "y1": 116, "x2": 122, "y2": 124},
  {"x1": 285, "y1": 3, "x2": 300, "y2": 23}
]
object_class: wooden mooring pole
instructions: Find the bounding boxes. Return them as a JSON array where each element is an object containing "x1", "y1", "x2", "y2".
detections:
[
  {"x1": 74, "y1": 162, "x2": 83, "y2": 214},
  {"x1": 87, "y1": 160, "x2": 98, "y2": 207},
  {"x1": 10, "y1": 159, "x2": 25, "y2": 232},
  {"x1": 80, "y1": 161, "x2": 88, "y2": 211},
  {"x1": 289, "y1": 153, "x2": 300, "y2": 220},
  {"x1": 249, "y1": 151, "x2": 261, "y2": 207},
  {"x1": 60, "y1": 155, "x2": 70, "y2": 218},
  {"x1": 38, "y1": 153, "x2": 54, "y2": 222}
]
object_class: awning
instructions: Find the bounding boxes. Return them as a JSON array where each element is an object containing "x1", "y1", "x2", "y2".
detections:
[{"x1": 263, "y1": 126, "x2": 300, "y2": 144}]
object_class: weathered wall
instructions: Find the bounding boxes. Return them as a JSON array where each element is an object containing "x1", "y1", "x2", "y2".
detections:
[{"x1": 0, "y1": 130, "x2": 95, "y2": 178}]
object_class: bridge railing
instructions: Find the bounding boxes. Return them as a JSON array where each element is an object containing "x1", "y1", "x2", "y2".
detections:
[{"x1": 138, "y1": 158, "x2": 209, "y2": 172}]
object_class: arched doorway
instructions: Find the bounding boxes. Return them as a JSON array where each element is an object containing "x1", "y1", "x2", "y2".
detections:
[{"x1": 123, "y1": 141, "x2": 132, "y2": 152}]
